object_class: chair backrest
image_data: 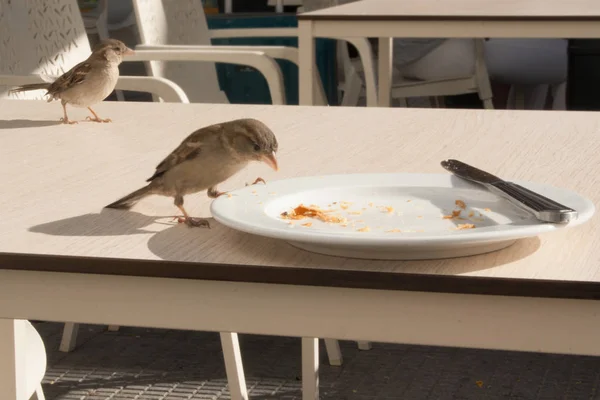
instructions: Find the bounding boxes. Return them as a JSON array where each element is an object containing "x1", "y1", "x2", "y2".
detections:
[
  {"x1": 0, "y1": 0, "x2": 92, "y2": 99},
  {"x1": 132, "y1": 0, "x2": 227, "y2": 103}
]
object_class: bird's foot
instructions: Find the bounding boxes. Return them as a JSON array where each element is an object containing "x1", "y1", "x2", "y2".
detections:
[
  {"x1": 245, "y1": 177, "x2": 266, "y2": 186},
  {"x1": 60, "y1": 117, "x2": 78, "y2": 125},
  {"x1": 207, "y1": 187, "x2": 227, "y2": 199},
  {"x1": 86, "y1": 116, "x2": 112, "y2": 123},
  {"x1": 178, "y1": 216, "x2": 211, "y2": 228}
]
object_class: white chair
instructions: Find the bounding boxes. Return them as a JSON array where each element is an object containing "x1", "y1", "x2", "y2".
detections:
[
  {"x1": 131, "y1": 0, "x2": 329, "y2": 105},
  {"x1": 0, "y1": 0, "x2": 187, "y2": 103},
  {"x1": 2, "y1": 320, "x2": 47, "y2": 400},
  {"x1": 337, "y1": 38, "x2": 493, "y2": 109}
]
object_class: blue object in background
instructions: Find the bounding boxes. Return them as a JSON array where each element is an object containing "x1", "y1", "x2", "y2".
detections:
[{"x1": 206, "y1": 14, "x2": 338, "y2": 105}]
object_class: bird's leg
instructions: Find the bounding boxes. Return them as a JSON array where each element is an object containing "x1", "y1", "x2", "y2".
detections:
[
  {"x1": 246, "y1": 177, "x2": 266, "y2": 186},
  {"x1": 207, "y1": 186, "x2": 227, "y2": 199},
  {"x1": 59, "y1": 103, "x2": 77, "y2": 124},
  {"x1": 86, "y1": 107, "x2": 112, "y2": 123},
  {"x1": 173, "y1": 196, "x2": 210, "y2": 228}
]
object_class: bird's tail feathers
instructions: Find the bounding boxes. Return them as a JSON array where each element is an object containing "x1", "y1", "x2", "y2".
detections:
[
  {"x1": 104, "y1": 185, "x2": 154, "y2": 210},
  {"x1": 8, "y1": 83, "x2": 50, "y2": 95}
]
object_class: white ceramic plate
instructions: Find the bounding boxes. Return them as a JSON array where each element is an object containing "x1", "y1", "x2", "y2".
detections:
[{"x1": 210, "y1": 173, "x2": 595, "y2": 260}]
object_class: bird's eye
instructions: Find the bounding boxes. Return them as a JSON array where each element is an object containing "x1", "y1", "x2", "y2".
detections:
[{"x1": 253, "y1": 143, "x2": 261, "y2": 151}]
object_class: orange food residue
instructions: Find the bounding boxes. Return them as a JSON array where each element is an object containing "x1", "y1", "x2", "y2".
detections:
[
  {"x1": 357, "y1": 226, "x2": 370, "y2": 232},
  {"x1": 280, "y1": 204, "x2": 347, "y2": 224},
  {"x1": 456, "y1": 223, "x2": 476, "y2": 230}
]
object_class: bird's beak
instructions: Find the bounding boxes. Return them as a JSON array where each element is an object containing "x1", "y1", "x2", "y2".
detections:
[
  {"x1": 261, "y1": 152, "x2": 279, "y2": 171},
  {"x1": 124, "y1": 47, "x2": 135, "y2": 56}
]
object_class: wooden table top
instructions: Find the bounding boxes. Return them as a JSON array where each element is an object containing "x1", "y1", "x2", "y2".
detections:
[
  {"x1": 298, "y1": 0, "x2": 600, "y2": 21},
  {"x1": 1, "y1": 100, "x2": 599, "y2": 298}
]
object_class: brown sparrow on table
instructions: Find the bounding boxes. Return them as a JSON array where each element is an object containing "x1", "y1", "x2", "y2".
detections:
[
  {"x1": 8, "y1": 39, "x2": 134, "y2": 124},
  {"x1": 105, "y1": 118, "x2": 279, "y2": 228}
]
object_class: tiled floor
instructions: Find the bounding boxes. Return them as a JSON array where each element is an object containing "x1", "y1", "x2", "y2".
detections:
[{"x1": 34, "y1": 322, "x2": 600, "y2": 400}]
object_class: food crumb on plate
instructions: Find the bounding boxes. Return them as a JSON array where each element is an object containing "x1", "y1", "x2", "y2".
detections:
[
  {"x1": 348, "y1": 211, "x2": 362, "y2": 215},
  {"x1": 227, "y1": 193, "x2": 233, "y2": 198},
  {"x1": 386, "y1": 228, "x2": 402, "y2": 233},
  {"x1": 456, "y1": 199, "x2": 467, "y2": 209},
  {"x1": 368, "y1": 202, "x2": 374, "y2": 207},
  {"x1": 301, "y1": 222, "x2": 313, "y2": 227},
  {"x1": 339, "y1": 201, "x2": 353, "y2": 210},
  {"x1": 443, "y1": 210, "x2": 462, "y2": 219},
  {"x1": 455, "y1": 223, "x2": 476, "y2": 230},
  {"x1": 484, "y1": 207, "x2": 491, "y2": 212},
  {"x1": 357, "y1": 226, "x2": 370, "y2": 232}
]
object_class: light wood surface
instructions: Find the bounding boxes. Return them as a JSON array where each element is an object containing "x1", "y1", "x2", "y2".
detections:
[
  {"x1": 0, "y1": 100, "x2": 599, "y2": 283},
  {"x1": 299, "y1": 0, "x2": 600, "y2": 20}
]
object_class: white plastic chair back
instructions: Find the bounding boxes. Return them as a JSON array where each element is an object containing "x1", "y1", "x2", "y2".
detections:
[
  {"x1": 0, "y1": 0, "x2": 92, "y2": 100},
  {"x1": 132, "y1": 0, "x2": 228, "y2": 103}
]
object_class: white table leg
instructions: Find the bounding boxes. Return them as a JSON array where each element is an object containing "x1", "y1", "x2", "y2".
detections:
[
  {"x1": 377, "y1": 37, "x2": 393, "y2": 107},
  {"x1": 323, "y1": 338, "x2": 342, "y2": 366},
  {"x1": 302, "y1": 337, "x2": 319, "y2": 400},
  {"x1": 0, "y1": 319, "x2": 27, "y2": 400},
  {"x1": 299, "y1": 20, "x2": 315, "y2": 106},
  {"x1": 220, "y1": 332, "x2": 248, "y2": 400},
  {"x1": 59, "y1": 322, "x2": 79, "y2": 352}
]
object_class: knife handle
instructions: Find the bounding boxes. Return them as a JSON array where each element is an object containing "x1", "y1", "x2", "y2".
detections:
[{"x1": 489, "y1": 181, "x2": 578, "y2": 224}]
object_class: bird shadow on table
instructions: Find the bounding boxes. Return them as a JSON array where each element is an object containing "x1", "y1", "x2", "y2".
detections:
[
  {"x1": 0, "y1": 119, "x2": 61, "y2": 129},
  {"x1": 28, "y1": 208, "x2": 179, "y2": 237},
  {"x1": 147, "y1": 220, "x2": 542, "y2": 275}
]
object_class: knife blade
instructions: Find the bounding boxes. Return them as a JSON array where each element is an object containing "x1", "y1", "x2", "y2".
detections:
[{"x1": 441, "y1": 159, "x2": 577, "y2": 224}]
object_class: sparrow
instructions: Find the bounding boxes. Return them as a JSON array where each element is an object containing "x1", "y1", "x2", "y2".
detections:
[
  {"x1": 105, "y1": 118, "x2": 279, "y2": 228},
  {"x1": 8, "y1": 38, "x2": 134, "y2": 124}
]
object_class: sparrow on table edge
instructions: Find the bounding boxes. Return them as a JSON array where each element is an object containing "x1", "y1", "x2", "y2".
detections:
[
  {"x1": 9, "y1": 38, "x2": 134, "y2": 124},
  {"x1": 104, "y1": 118, "x2": 279, "y2": 228}
]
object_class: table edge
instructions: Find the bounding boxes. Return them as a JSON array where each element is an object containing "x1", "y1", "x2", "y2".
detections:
[
  {"x1": 1, "y1": 252, "x2": 600, "y2": 300},
  {"x1": 297, "y1": 14, "x2": 600, "y2": 22}
]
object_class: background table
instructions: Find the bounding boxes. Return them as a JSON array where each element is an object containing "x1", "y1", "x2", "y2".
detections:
[
  {"x1": 1, "y1": 100, "x2": 600, "y2": 400},
  {"x1": 297, "y1": 0, "x2": 600, "y2": 107}
]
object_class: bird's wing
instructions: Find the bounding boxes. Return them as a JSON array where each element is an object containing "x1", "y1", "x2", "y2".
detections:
[
  {"x1": 146, "y1": 125, "x2": 221, "y2": 182},
  {"x1": 46, "y1": 61, "x2": 92, "y2": 95}
]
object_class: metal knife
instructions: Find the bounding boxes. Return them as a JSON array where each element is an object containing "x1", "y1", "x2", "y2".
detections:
[{"x1": 440, "y1": 159, "x2": 577, "y2": 224}]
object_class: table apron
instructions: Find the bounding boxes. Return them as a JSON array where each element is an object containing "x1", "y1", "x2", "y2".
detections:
[
  {"x1": 310, "y1": 20, "x2": 600, "y2": 39},
  {"x1": 0, "y1": 270, "x2": 599, "y2": 355}
]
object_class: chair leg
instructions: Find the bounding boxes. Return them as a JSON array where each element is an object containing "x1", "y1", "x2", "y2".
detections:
[
  {"x1": 323, "y1": 339, "x2": 343, "y2": 366},
  {"x1": 33, "y1": 383, "x2": 46, "y2": 400},
  {"x1": 302, "y1": 337, "x2": 319, "y2": 400},
  {"x1": 59, "y1": 323, "x2": 79, "y2": 353},
  {"x1": 341, "y1": 72, "x2": 363, "y2": 107},
  {"x1": 482, "y1": 98, "x2": 494, "y2": 109},
  {"x1": 514, "y1": 85, "x2": 526, "y2": 109},
  {"x1": 220, "y1": 332, "x2": 248, "y2": 400},
  {"x1": 357, "y1": 341, "x2": 372, "y2": 350},
  {"x1": 397, "y1": 97, "x2": 409, "y2": 107}
]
